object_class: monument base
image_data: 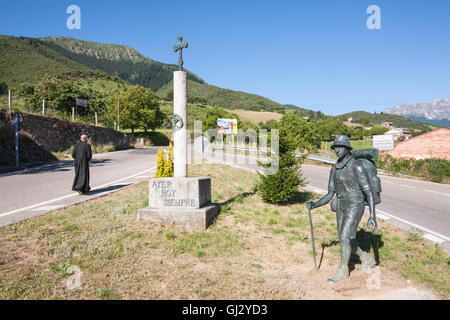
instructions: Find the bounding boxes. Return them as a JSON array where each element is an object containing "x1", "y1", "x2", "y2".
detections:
[
  {"x1": 138, "y1": 204, "x2": 219, "y2": 230},
  {"x1": 137, "y1": 176, "x2": 220, "y2": 230}
]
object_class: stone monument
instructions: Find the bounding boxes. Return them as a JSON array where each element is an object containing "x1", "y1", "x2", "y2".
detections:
[{"x1": 138, "y1": 36, "x2": 219, "y2": 230}]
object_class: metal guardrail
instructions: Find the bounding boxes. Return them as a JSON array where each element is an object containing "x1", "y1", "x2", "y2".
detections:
[
  {"x1": 209, "y1": 144, "x2": 387, "y2": 173},
  {"x1": 209, "y1": 144, "x2": 337, "y2": 164}
]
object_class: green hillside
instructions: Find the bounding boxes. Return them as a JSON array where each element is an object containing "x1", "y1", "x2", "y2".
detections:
[
  {"x1": 40, "y1": 37, "x2": 205, "y2": 91},
  {"x1": 338, "y1": 110, "x2": 433, "y2": 132},
  {"x1": 157, "y1": 80, "x2": 290, "y2": 113},
  {"x1": 0, "y1": 35, "x2": 108, "y2": 88}
]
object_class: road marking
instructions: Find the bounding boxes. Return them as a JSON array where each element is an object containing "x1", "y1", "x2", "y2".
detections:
[
  {"x1": 31, "y1": 205, "x2": 66, "y2": 212},
  {"x1": 376, "y1": 213, "x2": 391, "y2": 221},
  {"x1": 376, "y1": 209, "x2": 450, "y2": 242},
  {"x1": 381, "y1": 180, "x2": 393, "y2": 184},
  {"x1": 0, "y1": 166, "x2": 156, "y2": 219},
  {"x1": 423, "y1": 189, "x2": 450, "y2": 197},
  {"x1": 423, "y1": 233, "x2": 445, "y2": 244},
  {"x1": 305, "y1": 186, "x2": 327, "y2": 195},
  {"x1": 399, "y1": 184, "x2": 414, "y2": 189}
]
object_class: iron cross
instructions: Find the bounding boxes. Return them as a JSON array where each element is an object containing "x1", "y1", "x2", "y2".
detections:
[{"x1": 173, "y1": 35, "x2": 188, "y2": 71}]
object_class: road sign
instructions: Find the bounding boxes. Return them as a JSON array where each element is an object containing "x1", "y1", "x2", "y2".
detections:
[
  {"x1": 76, "y1": 98, "x2": 87, "y2": 107},
  {"x1": 9, "y1": 113, "x2": 23, "y2": 131},
  {"x1": 217, "y1": 118, "x2": 237, "y2": 134},
  {"x1": 373, "y1": 134, "x2": 394, "y2": 151}
]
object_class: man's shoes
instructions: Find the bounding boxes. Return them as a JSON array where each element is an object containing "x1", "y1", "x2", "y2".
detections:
[
  {"x1": 327, "y1": 265, "x2": 349, "y2": 283},
  {"x1": 359, "y1": 251, "x2": 376, "y2": 273},
  {"x1": 76, "y1": 189, "x2": 84, "y2": 195}
]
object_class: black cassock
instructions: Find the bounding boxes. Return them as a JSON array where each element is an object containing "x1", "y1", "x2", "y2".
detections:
[{"x1": 71, "y1": 141, "x2": 92, "y2": 193}]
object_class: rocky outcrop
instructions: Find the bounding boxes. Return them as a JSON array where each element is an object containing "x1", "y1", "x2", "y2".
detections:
[{"x1": 385, "y1": 98, "x2": 450, "y2": 121}]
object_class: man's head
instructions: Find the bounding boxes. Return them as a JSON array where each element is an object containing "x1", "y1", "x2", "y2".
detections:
[
  {"x1": 80, "y1": 134, "x2": 88, "y2": 142},
  {"x1": 331, "y1": 135, "x2": 352, "y2": 159}
]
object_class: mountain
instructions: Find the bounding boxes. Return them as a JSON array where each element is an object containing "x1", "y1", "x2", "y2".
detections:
[
  {"x1": 338, "y1": 110, "x2": 433, "y2": 132},
  {"x1": 384, "y1": 98, "x2": 450, "y2": 128},
  {"x1": 0, "y1": 35, "x2": 319, "y2": 116},
  {"x1": 0, "y1": 35, "x2": 108, "y2": 88},
  {"x1": 39, "y1": 37, "x2": 205, "y2": 91},
  {"x1": 157, "y1": 79, "x2": 289, "y2": 113}
]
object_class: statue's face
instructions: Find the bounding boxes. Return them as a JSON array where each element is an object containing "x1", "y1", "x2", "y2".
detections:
[{"x1": 333, "y1": 146, "x2": 349, "y2": 159}]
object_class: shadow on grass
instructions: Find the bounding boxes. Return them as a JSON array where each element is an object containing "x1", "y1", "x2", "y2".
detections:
[
  {"x1": 355, "y1": 229, "x2": 384, "y2": 265},
  {"x1": 317, "y1": 230, "x2": 384, "y2": 271},
  {"x1": 220, "y1": 191, "x2": 255, "y2": 207},
  {"x1": 289, "y1": 191, "x2": 315, "y2": 205}
]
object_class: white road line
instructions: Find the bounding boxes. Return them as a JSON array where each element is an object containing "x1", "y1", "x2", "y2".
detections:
[
  {"x1": 423, "y1": 189, "x2": 450, "y2": 197},
  {"x1": 399, "y1": 184, "x2": 414, "y2": 188},
  {"x1": 423, "y1": 233, "x2": 445, "y2": 244},
  {"x1": 381, "y1": 180, "x2": 393, "y2": 184},
  {"x1": 31, "y1": 205, "x2": 66, "y2": 212},
  {"x1": 305, "y1": 186, "x2": 327, "y2": 195},
  {"x1": 0, "y1": 166, "x2": 156, "y2": 218},
  {"x1": 376, "y1": 209, "x2": 450, "y2": 242},
  {"x1": 376, "y1": 213, "x2": 391, "y2": 221}
]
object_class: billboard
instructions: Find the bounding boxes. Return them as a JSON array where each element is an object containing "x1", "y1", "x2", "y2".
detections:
[
  {"x1": 373, "y1": 134, "x2": 394, "y2": 151},
  {"x1": 217, "y1": 118, "x2": 238, "y2": 134}
]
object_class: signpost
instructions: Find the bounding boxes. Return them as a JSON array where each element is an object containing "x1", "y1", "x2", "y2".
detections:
[
  {"x1": 373, "y1": 134, "x2": 394, "y2": 151},
  {"x1": 9, "y1": 113, "x2": 23, "y2": 168},
  {"x1": 217, "y1": 118, "x2": 238, "y2": 135},
  {"x1": 73, "y1": 98, "x2": 88, "y2": 122},
  {"x1": 75, "y1": 98, "x2": 87, "y2": 107}
]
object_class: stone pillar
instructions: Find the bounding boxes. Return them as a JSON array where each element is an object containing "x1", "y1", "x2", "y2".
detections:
[{"x1": 173, "y1": 71, "x2": 188, "y2": 178}]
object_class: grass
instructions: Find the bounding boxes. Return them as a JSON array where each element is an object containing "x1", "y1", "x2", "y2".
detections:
[{"x1": 0, "y1": 163, "x2": 448, "y2": 299}]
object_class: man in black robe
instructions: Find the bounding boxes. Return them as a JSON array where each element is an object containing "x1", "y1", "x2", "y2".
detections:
[{"x1": 72, "y1": 134, "x2": 92, "y2": 195}]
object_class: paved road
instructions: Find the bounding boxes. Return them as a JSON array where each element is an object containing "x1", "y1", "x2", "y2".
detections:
[
  {"x1": 202, "y1": 150, "x2": 450, "y2": 250},
  {"x1": 1, "y1": 147, "x2": 449, "y2": 250},
  {"x1": 0, "y1": 147, "x2": 160, "y2": 227}
]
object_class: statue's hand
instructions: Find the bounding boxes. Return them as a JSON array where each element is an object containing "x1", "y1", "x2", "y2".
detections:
[
  {"x1": 368, "y1": 217, "x2": 377, "y2": 234},
  {"x1": 306, "y1": 201, "x2": 315, "y2": 210}
]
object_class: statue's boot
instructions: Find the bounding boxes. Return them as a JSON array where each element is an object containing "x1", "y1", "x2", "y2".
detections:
[
  {"x1": 327, "y1": 265, "x2": 349, "y2": 283},
  {"x1": 359, "y1": 250, "x2": 376, "y2": 273}
]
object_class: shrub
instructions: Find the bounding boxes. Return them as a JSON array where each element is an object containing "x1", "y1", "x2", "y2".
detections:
[{"x1": 256, "y1": 132, "x2": 306, "y2": 204}]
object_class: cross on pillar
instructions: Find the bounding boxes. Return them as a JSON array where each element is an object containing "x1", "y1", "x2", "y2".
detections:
[{"x1": 173, "y1": 35, "x2": 188, "y2": 71}]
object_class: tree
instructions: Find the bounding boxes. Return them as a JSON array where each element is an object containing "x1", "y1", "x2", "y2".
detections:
[
  {"x1": 315, "y1": 118, "x2": 349, "y2": 141},
  {"x1": 114, "y1": 85, "x2": 163, "y2": 133},
  {"x1": 256, "y1": 129, "x2": 306, "y2": 204},
  {"x1": 278, "y1": 114, "x2": 320, "y2": 152},
  {"x1": 0, "y1": 82, "x2": 8, "y2": 95}
]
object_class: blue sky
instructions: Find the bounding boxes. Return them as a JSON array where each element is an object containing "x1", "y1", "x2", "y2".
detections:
[{"x1": 1, "y1": 0, "x2": 449, "y2": 115}]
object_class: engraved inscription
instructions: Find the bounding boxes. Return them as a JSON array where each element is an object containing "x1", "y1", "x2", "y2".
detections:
[{"x1": 152, "y1": 180, "x2": 196, "y2": 207}]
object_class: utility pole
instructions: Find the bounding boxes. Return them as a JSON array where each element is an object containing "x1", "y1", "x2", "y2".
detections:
[
  {"x1": 8, "y1": 90, "x2": 11, "y2": 110},
  {"x1": 95, "y1": 112, "x2": 98, "y2": 126},
  {"x1": 42, "y1": 99, "x2": 45, "y2": 115}
]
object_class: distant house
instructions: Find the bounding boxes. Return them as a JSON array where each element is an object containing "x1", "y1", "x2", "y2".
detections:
[
  {"x1": 384, "y1": 128, "x2": 411, "y2": 140},
  {"x1": 390, "y1": 128, "x2": 450, "y2": 160},
  {"x1": 382, "y1": 122, "x2": 393, "y2": 128},
  {"x1": 347, "y1": 117, "x2": 353, "y2": 122}
]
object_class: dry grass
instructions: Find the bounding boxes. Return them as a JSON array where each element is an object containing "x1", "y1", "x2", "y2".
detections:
[
  {"x1": 232, "y1": 109, "x2": 283, "y2": 124},
  {"x1": 0, "y1": 163, "x2": 448, "y2": 300}
]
